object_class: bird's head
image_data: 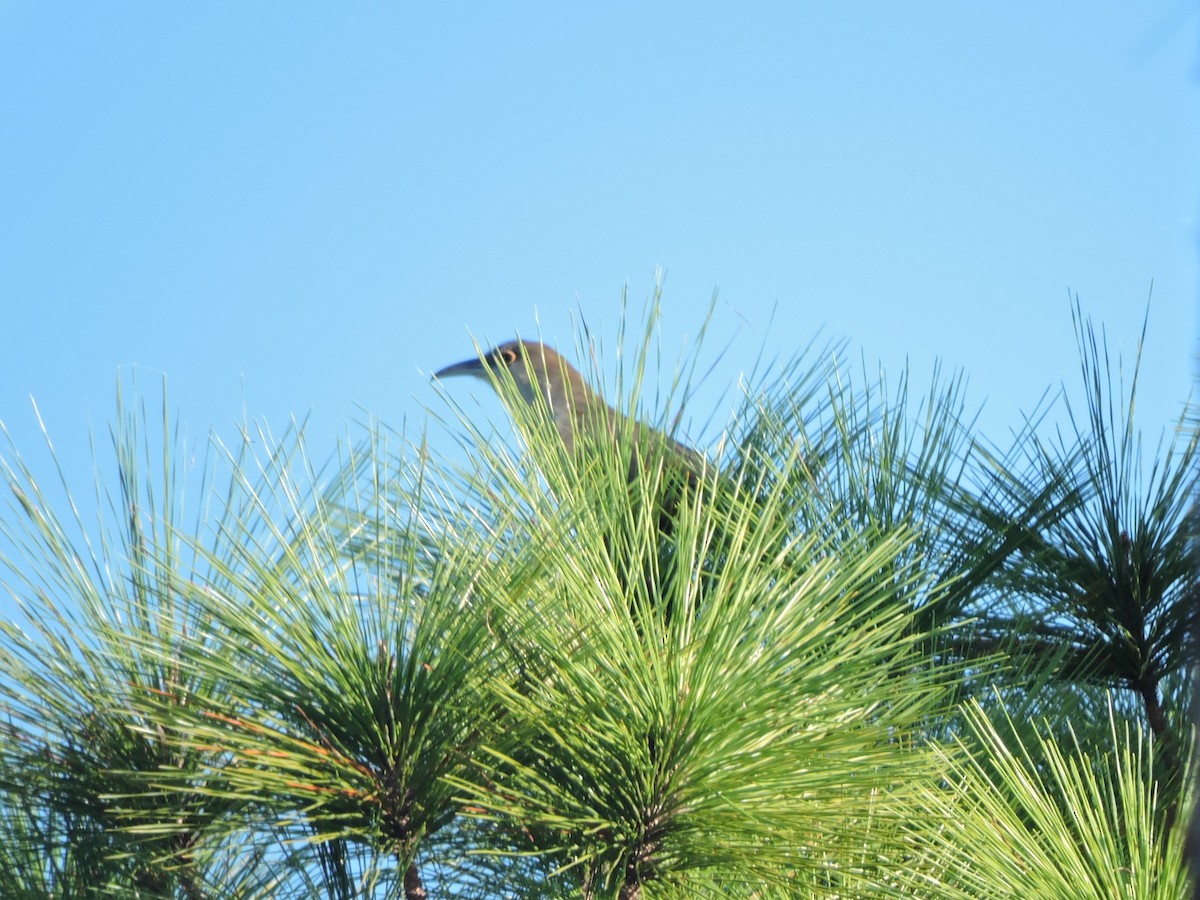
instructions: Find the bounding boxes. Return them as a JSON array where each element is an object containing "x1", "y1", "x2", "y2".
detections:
[{"x1": 434, "y1": 340, "x2": 595, "y2": 424}]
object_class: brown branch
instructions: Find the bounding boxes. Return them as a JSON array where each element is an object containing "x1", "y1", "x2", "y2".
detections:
[{"x1": 404, "y1": 862, "x2": 427, "y2": 900}]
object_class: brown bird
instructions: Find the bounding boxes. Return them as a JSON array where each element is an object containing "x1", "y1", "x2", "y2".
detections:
[
  {"x1": 436, "y1": 339, "x2": 709, "y2": 626},
  {"x1": 434, "y1": 339, "x2": 705, "y2": 479}
]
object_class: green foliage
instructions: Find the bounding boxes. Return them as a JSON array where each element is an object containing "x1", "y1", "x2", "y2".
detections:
[
  {"x1": 0, "y1": 295, "x2": 1193, "y2": 898},
  {"x1": 0, "y1": 385, "x2": 241, "y2": 896},
  {"x1": 957, "y1": 302, "x2": 1198, "y2": 775},
  {"x1": 898, "y1": 696, "x2": 1193, "y2": 900}
]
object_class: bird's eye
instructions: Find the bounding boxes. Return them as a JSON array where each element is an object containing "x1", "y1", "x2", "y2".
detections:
[{"x1": 500, "y1": 348, "x2": 518, "y2": 367}]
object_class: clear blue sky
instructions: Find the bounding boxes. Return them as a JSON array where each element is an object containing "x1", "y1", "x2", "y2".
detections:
[{"x1": 0, "y1": 5, "x2": 1197, "y2": 582}]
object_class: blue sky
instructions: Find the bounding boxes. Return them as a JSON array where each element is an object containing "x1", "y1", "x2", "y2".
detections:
[{"x1": 0, "y1": 4, "x2": 1197, "y2": 584}]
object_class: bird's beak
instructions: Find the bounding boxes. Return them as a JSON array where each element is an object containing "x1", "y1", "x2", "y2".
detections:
[{"x1": 433, "y1": 356, "x2": 489, "y2": 380}]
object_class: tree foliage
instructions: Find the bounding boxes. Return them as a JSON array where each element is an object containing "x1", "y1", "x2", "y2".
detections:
[{"x1": 0, "y1": 297, "x2": 1193, "y2": 898}]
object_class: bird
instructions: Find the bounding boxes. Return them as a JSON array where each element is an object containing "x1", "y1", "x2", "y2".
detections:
[
  {"x1": 435, "y1": 339, "x2": 708, "y2": 623},
  {"x1": 433, "y1": 339, "x2": 705, "y2": 481}
]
